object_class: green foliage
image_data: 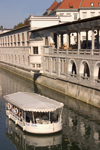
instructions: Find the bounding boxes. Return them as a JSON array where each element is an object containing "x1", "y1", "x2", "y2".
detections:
[
  {"x1": 0, "y1": 25, "x2": 3, "y2": 29},
  {"x1": 14, "y1": 18, "x2": 30, "y2": 29}
]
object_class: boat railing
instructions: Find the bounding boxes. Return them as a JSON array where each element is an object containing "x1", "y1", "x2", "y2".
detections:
[{"x1": 8, "y1": 110, "x2": 24, "y2": 122}]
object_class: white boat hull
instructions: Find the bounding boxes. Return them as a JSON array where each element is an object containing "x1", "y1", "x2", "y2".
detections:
[{"x1": 6, "y1": 110, "x2": 62, "y2": 134}]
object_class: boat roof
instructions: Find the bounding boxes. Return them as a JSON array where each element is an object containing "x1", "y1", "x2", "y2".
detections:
[{"x1": 4, "y1": 92, "x2": 64, "y2": 112}]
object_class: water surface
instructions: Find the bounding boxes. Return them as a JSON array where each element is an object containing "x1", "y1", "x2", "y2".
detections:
[{"x1": 0, "y1": 68, "x2": 100, "y2": 150}]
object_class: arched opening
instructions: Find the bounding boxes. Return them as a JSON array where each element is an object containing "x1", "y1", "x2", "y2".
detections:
[
  {"x1": 98, "y1": 67, "x2": 100, "y2": 79},
  {"x1": 80, "y1": 61, "x2": 90, "y2": 77},
  {"x1": 84, "y1": 62, "x2": 90, "y2": 77},
  {"x1": 68, "y1": 60, "x2": 77, "y2": 75},
  {"x1": 72, "y1": 62, "x2": 77, "y2": 74},
  {"x1": 94, "y1": 62, "x2": 100, "y2": 80},
  {"x1": 45, "y1": 36, "x2": 48, "y2": 45}
]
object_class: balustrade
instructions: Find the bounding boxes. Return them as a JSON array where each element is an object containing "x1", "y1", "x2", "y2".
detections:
[{"x1": 43, "y1": 46, "x2": 100, "y2": 57}]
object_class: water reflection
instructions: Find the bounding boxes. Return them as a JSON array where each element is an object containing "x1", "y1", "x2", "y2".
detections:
[
  {"x1": 0, "y1": 69, "x2": 100, "y2": 149},
  {"x1": 6, "y1": 118, "x2": 62, "y2": 150}
]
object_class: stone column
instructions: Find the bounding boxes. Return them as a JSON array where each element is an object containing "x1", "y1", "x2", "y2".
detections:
[
  {"x1": 9, "y1": 36, "x2": 10, "y2": 47},
  {"x1": 24, "y1": 32, "x2": 27, "y2": 46},
  {"x1": 66, "y1": 31, "x2": 70, "y2": 55},
  {"x1": 49, "y1": 57, "x2": 52, "y2": 75},
  {"x1": 57, "y1": 32, "x2": 59, "y2": 50},
  {"x1": 61, "y1": 33, "x2": 63, "y2": 47},
  {"x1": 69, "y1": 32, "x2": 70, "y2": 47},
  {"x1": 66, "y1": 31, "x2": 69, "y2": 48},
  {"x1": 12, "y1": 35, "x2": 14, "y2": 47},
  {"x1": 16, "y1": 34, "x2": 18, "y2": 46},
  {"x1": 57, "y1": 58, "x2": 60, "y2": 77},
  {"x1": 91, "y1": 26, "x2": 94, "y2": 55},
  {"x1": 97, "y1": 29, "x2": 99, "y2": 49},
  {"x1": 19, "y1": 33, "x2": 22, "y2": 46},
  {"x1": 4, "y1": 36, "x2": 5, "y2": 47},
  {"x1": 86, "y1": 31, "x2": 88, "y2": 49},
  {"x1": 78, "y1": 29, "x2": 81, "y2": 54}
]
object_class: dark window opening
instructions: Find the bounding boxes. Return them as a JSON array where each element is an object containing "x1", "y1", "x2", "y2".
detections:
[{"x1": 33, "y1": 47, "x2": 38, "y2": 54}]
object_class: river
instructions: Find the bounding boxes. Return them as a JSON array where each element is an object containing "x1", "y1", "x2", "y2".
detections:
[{"x1": 0, "y1": 68, "x2": 100, "y2": 150}]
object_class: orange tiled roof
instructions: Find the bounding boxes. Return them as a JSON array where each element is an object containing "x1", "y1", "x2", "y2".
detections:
[
  {"x1": 57, "y1": 0, "x2": 82, "y2": 9},
  {"x1": 80, "y1": 0, "x2": 100, "y2": 7},
  {"x1": 48, "y1": 1, "x2": 59, "y2": 10},
  {"x1": 48, "y1": 0, "x2": 100, "y2": 11}
]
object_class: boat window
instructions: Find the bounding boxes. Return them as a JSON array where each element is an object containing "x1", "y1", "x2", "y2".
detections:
[
  {"x1": 26, "y1": 111, "x2": 33, "y2": 123},
  {"x1": 25, "y1": 109, "x2": 62, "y2": 124},
  {"x1": 50, "y1": 108, "x2": 61, "y2": 123}
]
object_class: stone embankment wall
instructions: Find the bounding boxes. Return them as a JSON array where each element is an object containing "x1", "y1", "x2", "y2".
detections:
[
  {"x1": 36, "y1": 75, "x2": 100, "y2": 109},
  {"x1": 0, "y1": 62, "x2": 34, "y2": 81},
  {"x1": 0, "y1": 62, "x2": 100, "y2": 109}
]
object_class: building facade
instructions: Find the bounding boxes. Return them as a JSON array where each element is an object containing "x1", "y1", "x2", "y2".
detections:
[
  {"x1": 0, "y1": 9, "x2": 100, "y2": 107},
  {"x1": 43, "y1": 0, "x2": 100, "y2": 44}
]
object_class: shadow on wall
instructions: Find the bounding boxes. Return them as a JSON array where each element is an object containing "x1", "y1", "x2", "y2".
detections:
[{"x1": 34, "y1": 73, "x2": 42, "y2": 81}]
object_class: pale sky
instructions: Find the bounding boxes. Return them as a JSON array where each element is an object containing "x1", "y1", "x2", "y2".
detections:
[{"x1": 0, "y1": 0, "x2": 60, "y2": 29}]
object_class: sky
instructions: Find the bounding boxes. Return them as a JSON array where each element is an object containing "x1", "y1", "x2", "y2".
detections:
[{"x1": 0, "y1": 0, "x2": 60, "y2": 29}]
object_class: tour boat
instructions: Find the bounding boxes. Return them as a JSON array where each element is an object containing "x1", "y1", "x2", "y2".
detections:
[{"x1": 4, "y1": 92, "x2": 64, "y2": 134}]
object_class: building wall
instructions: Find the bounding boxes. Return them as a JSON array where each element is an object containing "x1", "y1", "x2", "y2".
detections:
[
  {"x1": 29, "y1": 15, "x2": 60, "y2": 29},
  {"x1": 56, "y1": 11, "x2": 79, "y2": 22},
  {"x1": 80, "y1": 9, "x2": 100, "y2": 20}
]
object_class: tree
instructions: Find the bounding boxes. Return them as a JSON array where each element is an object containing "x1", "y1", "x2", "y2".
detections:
[
  {"x1": 14, "y1": 17, "x2": 30, "y2": 29},
  {"x1": 0, "y1": 25, "x2": 3, "y2": 29},
  {"x1": 24, "y1": 18, "x2": 30, "y2": 26},
  {"x1": 14, "y1": 22, "x2": 24, "y2": 29}
]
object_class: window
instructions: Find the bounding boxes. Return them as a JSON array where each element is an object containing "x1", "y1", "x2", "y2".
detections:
[
  {"x1": 60, "y1": 59, "x2": 65, "y2": 74},
  {"x1": 82, "y1": 36, "x2": 86, "y2": 41},
  {"x1": 33, "y1": 47, "x2": 38, "y2": 54},
  {"x1": 66, "y1": 13, "x2": 71, "y2": 17},
  {"x1": 83, "y1": 12, "x2": 87, "y2": 19},
  {"x1": 91, "y1": 12, "x2": 95, "y2": 17},
  {"x1": 60, "y1": 13, "x2": 64, "y2": 16},
  {"x1": 36, "y1": 64, "x2": 41, "y2": 68},
  {"x1": 91, "y1": 2, "x2": 94, "y2": 7},
  {"x1": 69, "y1": 3, "x2": 73, "y2": 8},
  {"x1": 74, "y1": 14, "x2": 77, "y2": 20},
  {"x1": 33, "y1": 64, "x2": 35, "y2": 68},
  {"x1": 99, "y1": 3, "x2": 100, "y2": 7}
]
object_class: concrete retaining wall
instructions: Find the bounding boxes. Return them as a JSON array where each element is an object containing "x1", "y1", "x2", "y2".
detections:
[
  {"x1": 0, "y1": 62, "x2": 100, "y2": 109},
  {"x1": 36, "y1": 75, "x2": 100, "y2": 109},
  {"x1": 0, "y1": 62, "x2": 34, "y2": 81}
]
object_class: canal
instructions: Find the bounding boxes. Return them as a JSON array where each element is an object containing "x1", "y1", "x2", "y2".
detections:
[{"x1": 0, "y1": 68, "x2": 100, "y2": 150}]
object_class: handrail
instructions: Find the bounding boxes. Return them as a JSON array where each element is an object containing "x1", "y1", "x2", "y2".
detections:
[{"x1": 43, "y1": 46, "x2": 100, "y2": 56}]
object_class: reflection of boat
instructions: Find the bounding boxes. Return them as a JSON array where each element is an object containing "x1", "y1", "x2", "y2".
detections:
[
  {"x1": 4, "y1": 92, "x2": 64, "y2": 134},
  {"x1": 6, "y1": 118, "x2": 62, "y2": 149}
]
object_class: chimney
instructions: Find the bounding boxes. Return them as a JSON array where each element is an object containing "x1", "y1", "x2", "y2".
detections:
[{"x1": 61, "y1": 0, "x2": 63, "y2": 2}]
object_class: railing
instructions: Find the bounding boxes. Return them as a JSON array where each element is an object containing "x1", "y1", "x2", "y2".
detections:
[
  {"x1": 43, "y1": 46, "x2": 100, "y2": 56},
  {"x1": 79, "y1": 49, "x2": 91, "y2": 55},
  {"x1": 93, "y1": 49, "x2": 100, "y2": 55},
  {"x1": 68, "y1": 49, "x2": 78, "y2": 55}
]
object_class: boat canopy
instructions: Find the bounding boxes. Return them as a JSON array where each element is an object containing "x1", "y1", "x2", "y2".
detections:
[{"x1": 4, "y1": 92, "x2": 64, "y2": 112}]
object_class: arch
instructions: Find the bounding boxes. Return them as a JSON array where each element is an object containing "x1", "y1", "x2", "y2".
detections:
[
  {"x1": 94, "y1": 62, "x2": 100, "y2": 79},
  {"x1": 45, "y1": 36, "x2": 48, "y2": 45},
  {"x1": 80, "y1": 60, "x2": 90, "y2": 77},
  {"x1": 68, "y1": 59, "x2": 77, "y2": 74}
]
